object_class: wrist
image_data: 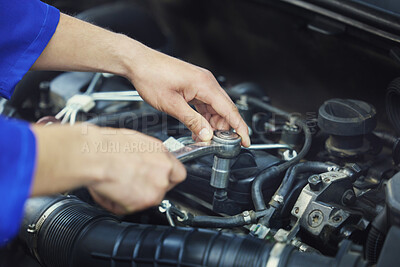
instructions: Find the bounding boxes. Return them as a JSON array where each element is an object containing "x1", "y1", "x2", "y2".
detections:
[
  {"x1": 31, "y1": 124, "x2": 106, "y2": 195},
  {"x1": 116, "y1": 34, "x2": 153, "y2": 85}
]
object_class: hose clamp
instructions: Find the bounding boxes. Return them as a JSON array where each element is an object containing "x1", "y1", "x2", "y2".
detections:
[
  {"x1": 273, "y1": 195, "x2": 284, "y2": 205},
  {"x1": 265, "y1": 242, "x2": 286, "y2": 267},
  {"x1": 27, "y1": 198, "x2": 73, "y2": 265}
]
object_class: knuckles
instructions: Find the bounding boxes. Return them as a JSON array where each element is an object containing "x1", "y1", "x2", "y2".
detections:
[
  {"x1": 142, "y1": 191, "x2": 164, "y2": 209},
  {"x1": 195, "y1": 69, "x2": 215, "y2": 85}
]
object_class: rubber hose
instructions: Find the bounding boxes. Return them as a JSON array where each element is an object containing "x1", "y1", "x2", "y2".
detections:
[
  {"x1": 271, "y1": 161, "x2": 336, "y2": 208},
  {"x1": 373, "y1": 130, "x2": 400, "y2": 164},
  {"x1": 386, "y1": 77, "x2": 400, "y2": 135},
  {"x1": 279, "y1": 178, "x2": 308, "y2": 218},
  {"x1": 366, "y1": 226, "x2": 385, "y2": 265},
  {"x1": 247, "y1": 97, "x2": 312, "y2": 211},
  {"x1": 19, "y1": 196, "x2": 270, "y2": 267},
  {"x1": 182, "y1": 212, "x2": 257, "y2": 228},
  {"x1": 374, "y1": 130, "x2": 398, "y2": 146},
  {"x1": 19, "y1": 196, "x2": 365, "y2": 267}
]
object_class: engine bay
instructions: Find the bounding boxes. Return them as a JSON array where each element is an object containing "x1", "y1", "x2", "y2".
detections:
[{"x1": 2, "y1": 0, "x2": 400, "y2": 266}]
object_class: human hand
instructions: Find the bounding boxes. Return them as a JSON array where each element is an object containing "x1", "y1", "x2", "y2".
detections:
[
  {"x1": 31, "y1": 14, "x2": 249, "y2": 146},
  {"x1": 87, "y1": 129, "x2": 186, "y2": 214},
  {"x1": 32, "y1": 125, "x2": 186, "y2": 214},
  {"x1": 126, "y1": 43, "x2": 250, "y2": 147}
]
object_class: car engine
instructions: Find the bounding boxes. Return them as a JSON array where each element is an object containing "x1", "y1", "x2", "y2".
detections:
[{"x1": 2, "y1": 0, "x2": 400, "y2": 266}]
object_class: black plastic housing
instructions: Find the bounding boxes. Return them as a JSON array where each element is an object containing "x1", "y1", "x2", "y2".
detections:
[{"x1": 179, "y1": 150, "x2": 281, "y2": 215}]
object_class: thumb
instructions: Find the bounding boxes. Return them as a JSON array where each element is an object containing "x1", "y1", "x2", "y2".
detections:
[{"x1": 167, "y1": 97, "x2": 213, "y2": 141}]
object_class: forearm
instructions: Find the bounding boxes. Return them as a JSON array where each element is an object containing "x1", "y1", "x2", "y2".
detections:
[
  {"x1": 30, "y1": 124, "x2": 104, "y2": 196},
  {"x1": 31, "y1": 13, "x2": 140, "y2": 79},
  {"x1": 30, "y1": 124, "x2": 186, "y2": 214},
  {"x1": 31, "y1": 12, "x2": 250, "y2": 146}
]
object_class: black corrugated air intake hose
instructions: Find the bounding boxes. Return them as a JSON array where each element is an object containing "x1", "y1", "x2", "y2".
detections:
[{"x1": 19, "y1": 195, "x2": 366, "y2": 267}]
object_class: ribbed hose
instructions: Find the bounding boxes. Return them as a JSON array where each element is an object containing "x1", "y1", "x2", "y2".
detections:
[
  {"x1": 386, "y1": 77, "x2": 400, "y2": 135},
  {"x1": 20, "y1": 196, "x2": 365, "y2": 267},
  {"x1": 366, "y1": 226, "x2": 385, "y2": 265},
  {"x1": 246, "y1": 97, "x2": 312, "y2": 211},
  {"x1": 19, "y1": 196, "x2": 271, "y2": 267},
  {"x1": 71, "y1": 221, "x2": 272, "y2": 267}
]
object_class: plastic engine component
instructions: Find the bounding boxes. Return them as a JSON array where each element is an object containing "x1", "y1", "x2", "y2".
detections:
[{"x1": 318, "y1": 98, "x2": 377, "y2": 157}]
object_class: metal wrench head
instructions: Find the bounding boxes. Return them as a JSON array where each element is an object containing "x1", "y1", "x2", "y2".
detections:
[
  {"x1": 212, "y1": 130, "x2": 242, "y2": 158},
  {"x1": 168, "y1": 130, "x2": 242, "y2": 163}
]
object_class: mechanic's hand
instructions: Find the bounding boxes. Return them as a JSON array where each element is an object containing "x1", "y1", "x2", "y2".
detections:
[
  {"x1": 127, "y1": 44, "x2": 251, "y2": 147},
  {"x1": 32, "y1": 124, "x2": 186, "y2": 214},
  {"x1": 87, "y1": 129, "x2": 186, "y2": 214},
  {"x1": 32, "y1": 13, "x2": 249, "y2": 146}
]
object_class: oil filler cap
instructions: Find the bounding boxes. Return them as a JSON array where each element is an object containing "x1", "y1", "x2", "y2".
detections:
[
  {"x1": 318, "y1": 99, "x2": 377, "y2": 157},
  {"x1": 318, "y1": 98, "x2": 376, "y2": 136}
]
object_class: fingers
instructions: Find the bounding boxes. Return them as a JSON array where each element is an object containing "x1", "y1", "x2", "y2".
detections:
[
  {"x1": 209, "y1": 114, "x2": 230, "y2": 131},
  {"x1": 167, "y1": 152, "x2": 187, "y2": 185},
  {"x1": 198, "y1": 85, "x2": 250, "y2": 146},
  {"x1": 167, "y1": 96, "x2": 214, "y2": 142},
  {"x1": 191, "y1": 70, "x2": 250, "y2": 146},
  {"x1": 88, "y1": 187, "x2": 127, "y2": 214}
]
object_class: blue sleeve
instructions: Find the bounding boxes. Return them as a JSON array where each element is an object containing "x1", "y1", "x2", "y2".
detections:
[
  {"x1": 0, "y1": 116, "x2": 36, "y2": 246},
  {"x1": 0, "y1": 0, "x2": 60, "y2": 99}
]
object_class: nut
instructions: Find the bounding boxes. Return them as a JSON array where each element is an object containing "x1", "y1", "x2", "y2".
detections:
[
  {"x1": 308, "y1": 175, "x2": 322, "y2": 191},
  {"x1": 332, "y1": 215, "x2": 343, "y2": 223},
  {"x1": 342, "y1": 190, "x2": 356, "y2": 205},
  {"x1": 294, "y1": 207, "x2": 300, "y2": 214}
]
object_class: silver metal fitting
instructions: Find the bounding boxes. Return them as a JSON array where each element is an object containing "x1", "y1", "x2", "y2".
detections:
[
  {"x1": 283, "y1": 149, "x2": 297, "y2": 161},
  {"x1": 158, "y1": 200, "x2": 172, "y2": 213},
  {"x1": 242, "y1": 210, "x2": 252, "y2": 223},
  {"x1": 167, "y1": 130, "x2": 242, "y2": 191},
  {"x1": 210, "y1": 156, "x2": 231, "y2": 189},
  {"x1": 273, "y1": 195, "x2": 284, "y2": 204},
  {"x1": 158, "y1": 200, "x2": 175, "y2": 227},
  {"x1": 167, "y1": 130, "x2": 242, "y2": 163}
]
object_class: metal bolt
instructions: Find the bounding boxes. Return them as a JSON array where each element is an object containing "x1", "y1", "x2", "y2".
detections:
[
  {"x1": 342, "y1": 190, "x2": 356, "y2": 206},
  {"x1": 308, "y1": 175, "x2": 322, "y2": 191},
  {"x1": 308, "y1": 210, "x2": 324, "y2": 228},
  {"x1": 294, "y1": 207, "x2": 300, "y2": 214},
  {"x1": 346, "y1": 163, "x2": 362, "y2": 178},
  {"x1": 214, "y1": 130, "x2": 240, "y2": 141},
  {"x1": 332, "y1": 215, "x2": 343, "y2": 223},
  {"x1": 343, "y1": 230, "x2": 352, "y2": 237},
  {"x1": 242, "y1": 210, "x2": 252, "y2": 223}
]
